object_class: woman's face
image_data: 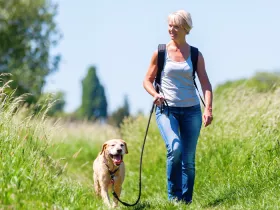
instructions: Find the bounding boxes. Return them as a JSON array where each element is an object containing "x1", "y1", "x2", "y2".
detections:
[{"x1": 168, "y1": 21, "x2": 186, "y2": 40}]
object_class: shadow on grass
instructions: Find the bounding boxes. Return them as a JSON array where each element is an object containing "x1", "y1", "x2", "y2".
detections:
[
  {"x1": 205, "y1": 164, "x2": 280, "y2": 208},
  {"x1": 206, "y1": 191, "x2": 237, "y2": 207},
  {"x1": 122, "y1": 201, "x2": 151, "y2": 210}
]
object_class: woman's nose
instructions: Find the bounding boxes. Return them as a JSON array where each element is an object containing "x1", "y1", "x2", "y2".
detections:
[{"x1": 170, "y1": 26, "x2": 176, "y2": 32}]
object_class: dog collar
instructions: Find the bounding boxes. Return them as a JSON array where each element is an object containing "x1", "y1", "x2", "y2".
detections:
[{"x1": 103, "y1": 160, "x2": 119, "y2": 182}]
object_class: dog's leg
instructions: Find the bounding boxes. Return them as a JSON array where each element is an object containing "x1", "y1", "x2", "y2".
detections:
[
  {"x1": 93, "y1": 173, "x2": 101, "y2": 197},
  {"x1": 112, "y1": 182, "x2": 122, "y2": 208},
  {"x1": 100, "y1": 183, "x2": 111, "y2": 207}
]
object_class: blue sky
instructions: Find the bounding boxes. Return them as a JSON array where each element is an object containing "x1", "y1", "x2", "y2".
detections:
[{"x1": 44, "y1": 0, "x2": 280, "y2": 115}]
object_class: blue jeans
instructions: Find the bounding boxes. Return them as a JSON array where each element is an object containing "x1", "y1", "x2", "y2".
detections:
[{"x1": 155, "y1": 104, "x2": 202, "y2": 203}]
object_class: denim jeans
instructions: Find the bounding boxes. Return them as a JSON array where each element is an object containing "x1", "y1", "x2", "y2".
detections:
[{"x1": 155, "y1": 104, "x2": 202, "y2": 203}]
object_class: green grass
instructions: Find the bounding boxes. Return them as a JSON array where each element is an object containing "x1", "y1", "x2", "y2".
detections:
[
  {"x1": 1, "y1": 73, "x2": 280, "y2": 209},
  {"x1": 118, "y1": 86, "x2": 280, "y2": 210}
]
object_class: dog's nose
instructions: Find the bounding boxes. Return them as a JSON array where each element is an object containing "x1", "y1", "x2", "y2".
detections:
[{"x1": 117, "y1": 149, "x2": 122, "y2": 153}]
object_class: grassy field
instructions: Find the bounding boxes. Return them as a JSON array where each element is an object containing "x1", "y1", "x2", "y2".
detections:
[{"x1": 1, "y1": 74, "x2": 280, "y2": 209}]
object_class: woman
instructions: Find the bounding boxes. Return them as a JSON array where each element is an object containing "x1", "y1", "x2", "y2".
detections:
[{"x1": 143, "y1": 10, "x2": 213, "y2": 204}]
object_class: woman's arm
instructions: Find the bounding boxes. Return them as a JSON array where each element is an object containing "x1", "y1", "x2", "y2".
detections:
[
  {"x1": 143, "y1": 51, "x2": 165, "y2": 106},
  {"x1": 196, "y1": 51, "x2": 213, "y2": 127}
]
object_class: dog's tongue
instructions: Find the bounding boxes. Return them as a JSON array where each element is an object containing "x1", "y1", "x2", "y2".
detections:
[{"x1": 113, "y1": 155, "x2": 122, "y2": 165}]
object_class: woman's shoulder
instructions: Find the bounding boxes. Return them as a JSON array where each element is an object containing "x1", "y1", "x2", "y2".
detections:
[
  {"x1": 152, "y1": 50, "x2": 158, "y2": 58},
  {"x1": 148, "y1": 50, "x2": 158, "y2": 64}
]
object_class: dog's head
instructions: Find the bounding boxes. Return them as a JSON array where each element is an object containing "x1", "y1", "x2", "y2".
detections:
[{"x1": 100, "y1": 139, "x2": 128, "y2": 166}]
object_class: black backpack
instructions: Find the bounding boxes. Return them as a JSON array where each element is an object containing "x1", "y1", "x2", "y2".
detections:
[{"x1": 154, "y1": 44, "x2": 205, "y2": 107}]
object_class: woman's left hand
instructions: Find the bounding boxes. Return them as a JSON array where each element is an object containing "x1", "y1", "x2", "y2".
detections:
[{"x1": 203, "y1": 108, "x2": 213, "y2": 127}]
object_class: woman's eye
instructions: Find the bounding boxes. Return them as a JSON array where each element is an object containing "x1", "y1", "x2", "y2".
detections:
[{"x1": 169, "y1": 25, "x2": 179, "y2": 30}]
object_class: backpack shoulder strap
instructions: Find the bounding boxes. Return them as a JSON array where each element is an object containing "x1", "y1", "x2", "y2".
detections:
[
  {"x1": 190, "y1": 46, "x2": 199, "y2": 79},
  {"x1": 155, "y1": 44, "x2": 166, "y2": 93},
  {"x1": 190, "y1": 46, "x2": 205, "y2": 107}
]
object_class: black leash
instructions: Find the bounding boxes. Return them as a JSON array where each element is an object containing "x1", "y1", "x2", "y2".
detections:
[
  {"x1": 111, "y1": 102, "x2": 155, "y2": 206},
  {"x1": 111, "y1": 84, "x2": 170, "y2": 207}
]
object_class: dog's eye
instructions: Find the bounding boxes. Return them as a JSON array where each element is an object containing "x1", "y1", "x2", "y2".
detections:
[
  {"x1": 120, "y1": 144, "x2": 124, "y2": 147},
  {"x1": 111, "y1": 144, "x2": 115, "y2": 146}
]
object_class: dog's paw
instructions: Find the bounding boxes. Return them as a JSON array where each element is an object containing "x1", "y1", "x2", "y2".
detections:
[{"x1": 112, "y1": 203, "x2": 118, "y2": 208}]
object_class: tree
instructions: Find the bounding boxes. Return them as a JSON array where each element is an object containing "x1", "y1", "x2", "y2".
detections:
[
  {"x1": 0, "y1": 0, "x2": 61, "y2": 104},
  {"x1": 109, "y1": 95, "x2": 130, "y2": 127},
  {"x1": 123, "y1": 95, "x2": 130, "y2": 117},
  {"x1": 79, "y1": 66, "x2": 107, "y2": 121}
]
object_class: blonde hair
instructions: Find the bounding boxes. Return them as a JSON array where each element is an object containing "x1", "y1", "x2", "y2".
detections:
[{"x1": 168, "y1": 10, "x2": 193, "y2": 34}]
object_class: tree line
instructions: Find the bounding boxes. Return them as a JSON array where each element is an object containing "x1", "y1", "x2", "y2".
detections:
[{"x1": 0, "y1": 0, "x2": 129, "y2": 127}]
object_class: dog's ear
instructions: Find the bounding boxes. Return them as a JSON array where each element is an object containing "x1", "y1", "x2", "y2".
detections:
[
  {"x1": 121, "y1": 140, "x2": 128, "y2": 154},
  {"x1": 100, "y1": 143, "x2": 107, "y2": 155}
]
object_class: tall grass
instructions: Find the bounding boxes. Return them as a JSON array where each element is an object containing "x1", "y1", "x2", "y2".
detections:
[
  {"x1": 1, "y1": 74, "x2": 279, "y2": 209},
  {"x1": 194, "y1": 85, "x2": 280, "y2": 209},
  {"x1": 0, "y1": 78, "x2": 105, "y2": 209},
  {"x1": 118, "y1": 84, "x2": 280, "y2": 210}
]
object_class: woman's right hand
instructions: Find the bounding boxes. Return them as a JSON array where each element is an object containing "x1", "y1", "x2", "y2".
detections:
[{"x1": 153, "y1": 93, "x2": 165, "y2": 106}]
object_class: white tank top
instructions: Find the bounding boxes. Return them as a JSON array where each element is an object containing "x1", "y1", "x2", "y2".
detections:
[{"x1": 160, "y1": 48, "x2": 200, "y2": 107}]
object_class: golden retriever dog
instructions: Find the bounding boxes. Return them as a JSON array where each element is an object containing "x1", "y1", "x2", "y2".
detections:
[{"x1": 93, "y1": 139, "x2": 128, "y2": 208}]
